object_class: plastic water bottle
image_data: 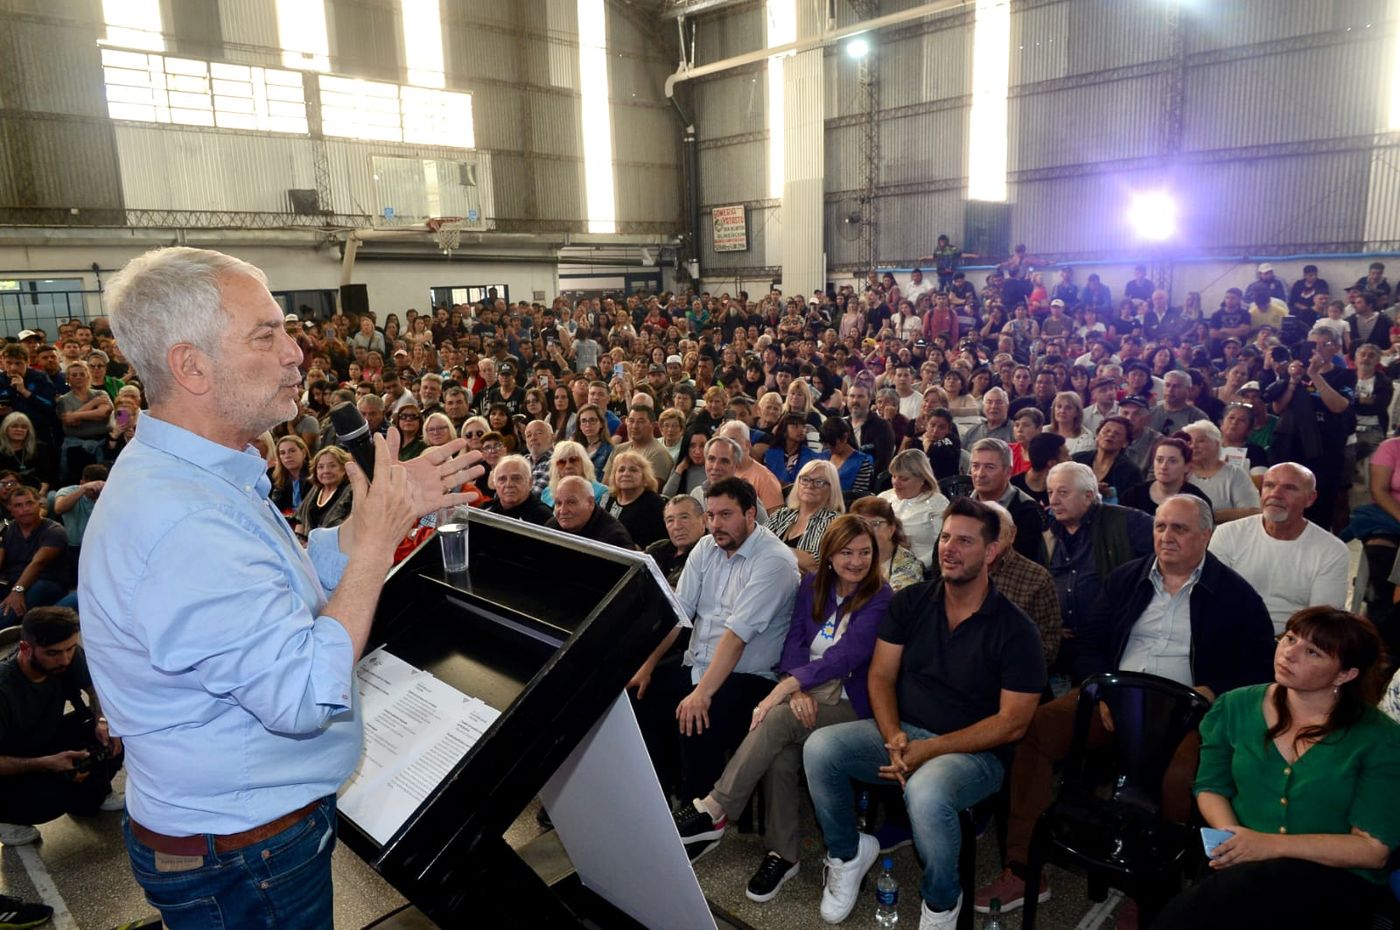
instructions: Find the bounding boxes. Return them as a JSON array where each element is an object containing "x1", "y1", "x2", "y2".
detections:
[
  {"x1": 874, "y1": 857, "x2": 899, "y2": 928},
  {"x1": 983, "y1": 897, "x2": 1006, "y2": 930},
  {"x1": 855, "y1": 789, "x2": 870, "y2": 833}
]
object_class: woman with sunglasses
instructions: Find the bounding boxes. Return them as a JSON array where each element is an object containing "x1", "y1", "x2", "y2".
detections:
[
  {"x1": 458, "y1": 416, "x2": 490, "y2": 452},
  {"x1": 393, "y1": 404, "x2": 427, "y2": 461}
]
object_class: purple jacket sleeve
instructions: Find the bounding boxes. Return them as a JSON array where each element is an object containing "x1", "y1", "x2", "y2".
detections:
[
  {"x1": 778, "y1": 574, "x2": 819, "y2": 675},
  {"x1": 783, "y1": 583, "x2": 894, "y2": 717}
]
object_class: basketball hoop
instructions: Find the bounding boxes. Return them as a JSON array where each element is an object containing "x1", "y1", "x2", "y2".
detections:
[{"x1": 426, "y1": 217, "x2": 464, "y2": 256}]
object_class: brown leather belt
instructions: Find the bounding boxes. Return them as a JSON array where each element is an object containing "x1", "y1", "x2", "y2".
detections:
[{"x1": 130, "y1": 799, "x2": 321, "y2": 856}]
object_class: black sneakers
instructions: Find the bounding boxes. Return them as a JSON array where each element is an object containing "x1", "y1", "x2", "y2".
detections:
[
  {"x1": 672, "y1": 799, "x2": 726, "y2": 846},
  {"x1": 745, "y1": 852, "x2": 799, "y2": 903},
  {"x1": 0, "y1": 895, "x2": 52, "y2": 929}
]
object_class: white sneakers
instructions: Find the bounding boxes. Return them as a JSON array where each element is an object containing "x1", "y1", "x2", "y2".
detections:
[
  {"x1": 0, "y1": 823, "x2": 38, "y2": 846},
  {"x1": 819, "y1": 833, "x2": 880, "y2": 924},
  {"x1": 919, "y1": 895, "x2": 963, "y2": 930}
]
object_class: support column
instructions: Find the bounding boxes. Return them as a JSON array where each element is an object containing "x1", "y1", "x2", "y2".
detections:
[{"x1": 778, "y1": 0, "x2": 825, "y2": 296}]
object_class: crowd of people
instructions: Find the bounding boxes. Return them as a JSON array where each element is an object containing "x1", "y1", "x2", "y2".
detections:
[{"x1": 0, "y1": 249, "x2": 1399, "y2": 929}]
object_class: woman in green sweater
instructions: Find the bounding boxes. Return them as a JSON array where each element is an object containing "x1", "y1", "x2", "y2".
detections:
[{"x1": 1153, "y1": 607, "x2": 1400, "y2": 929}]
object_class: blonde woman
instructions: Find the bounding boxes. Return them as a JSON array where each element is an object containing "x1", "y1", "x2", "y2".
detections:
[
  {"x1": 877, "y1": 448, "x2": 949, "y2": 570},
  {"x1": 541, "y1": 439, "x2": 609, "y2": 507},
  {"x1": 604, "y1": 450, "x2": 666, "y2": 547},
  {"x1": 765, "y1": 459, "x2": 843, "y2": 574},
  {"x1": 0, "y1": 412, "x2": 55, "y2": 493},
  {"x1": 1048, "y1": 390, "x2": 1095, "y2": 456},
  {"x1": 423, "y1": 411, "x2": 457, "y2": 447},
  {"x1": 459, "y1": 415, "x2": 490, "y2": 452}
]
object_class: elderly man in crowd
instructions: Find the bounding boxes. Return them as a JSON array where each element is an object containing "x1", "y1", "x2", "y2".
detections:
[
  {"x1": 977, "y1": 495, "x2": 1274, "y2": 917},
  {"x1": 1206, "y1": 462, "x2": 1349, "y2": 634},
  {"x1": 691, "y1": 436, "x2": 770, "y2": 523},
  {"x1": 963, "y1": 388, "x2": 1012, "y2": 446},
  {"x1": 715, "y1": 419, "x2": 784, "y2": 511},
  {"x1": 1148, "y1": 370, "x2": 1208, "y2": 434},
  {"x1": 646, "y1": 494, "x2": 708, "y2": 587},
  {"x1": 546, "y1": 475, "x2": 635, "y2": 549},
  {"x1": 1044, "y1": 461, "x2": 1154, "y2": 641},
  {"x1": 522, "y1": 419, "x2": 554, "y2": 495},
  {"x1": 629, "y1": 477, "x2": 799, "y2": 809},
  {"x1": 483, "y1": 454, "x2": 552, "y2": 525}
]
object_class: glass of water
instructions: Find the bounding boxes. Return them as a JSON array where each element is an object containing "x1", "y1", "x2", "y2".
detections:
[{"x1": 436, "y1": 505, "x2": 472, "y2": 574}]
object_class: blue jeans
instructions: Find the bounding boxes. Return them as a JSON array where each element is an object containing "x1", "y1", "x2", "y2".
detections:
[
  {"x1": 123, "y1": 796, "x2": 337, "y2": 930},
  {"x1": 803, "y1": 719, "x2": 1004, "y2": 910}
]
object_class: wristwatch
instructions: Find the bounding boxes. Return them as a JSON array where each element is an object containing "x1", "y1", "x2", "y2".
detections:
[{"x1": 11, "y1": 585, "x2": 24, "y2": 594}]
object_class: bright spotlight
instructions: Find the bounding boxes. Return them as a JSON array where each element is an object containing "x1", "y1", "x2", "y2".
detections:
[
  {"x1": 1128, "y1": 190, "x2": 1178, "y2": 241},
  {"x1": 846, "y1": 37, "x2": 869, "y2": 58}
]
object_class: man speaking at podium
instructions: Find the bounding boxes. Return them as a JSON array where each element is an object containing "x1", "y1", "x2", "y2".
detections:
[{"x1": 78, "y1": 248, "x2": 481, "y2": 929}]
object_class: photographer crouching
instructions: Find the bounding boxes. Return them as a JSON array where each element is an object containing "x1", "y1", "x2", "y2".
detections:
[{"x1": 0, "y1": 606, "x2": 123, "y2": 847}]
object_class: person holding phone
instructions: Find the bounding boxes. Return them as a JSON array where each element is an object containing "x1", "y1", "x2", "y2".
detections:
[{"x1": 1153, "y1": 607, "x2": 1400, "y2": 929}]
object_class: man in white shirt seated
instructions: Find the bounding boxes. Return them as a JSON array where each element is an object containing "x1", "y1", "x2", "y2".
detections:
[{"x1": 1206, "y1": 462, "x2": 1350, "y2": 635}]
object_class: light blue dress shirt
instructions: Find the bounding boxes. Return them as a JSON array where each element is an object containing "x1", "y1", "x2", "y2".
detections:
[
  {"x1": 1118, "y1": 557, "x2": 1202, "y2": 687},
  {"x1": 674, "y1": 524, "x2": 799, "y2": 685},
  {"x1": 80, "y1": 415, "x2": 360, "y2": 835}
]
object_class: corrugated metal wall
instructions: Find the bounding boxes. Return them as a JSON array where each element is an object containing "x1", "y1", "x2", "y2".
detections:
[
  {"x1": 0, "y1": 0, "x2": 681, "y2": 236},
  {"x1": 688, "y1": 0, "x2": 1400, "y2": 271}
]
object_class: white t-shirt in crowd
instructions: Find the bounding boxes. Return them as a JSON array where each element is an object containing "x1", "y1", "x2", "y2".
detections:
[{"x1": 1207, "y1": 515, "x2": 1350, "y2": 634}]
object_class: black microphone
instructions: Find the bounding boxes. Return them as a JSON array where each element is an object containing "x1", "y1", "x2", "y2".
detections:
[{"x1": 329, "y1": 402, "x2": 375, "y2": 481}]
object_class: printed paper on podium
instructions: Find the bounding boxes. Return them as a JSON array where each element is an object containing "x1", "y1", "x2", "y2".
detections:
[{"x1": 339, "y1": 647, "x2": 501, "y2": 845}]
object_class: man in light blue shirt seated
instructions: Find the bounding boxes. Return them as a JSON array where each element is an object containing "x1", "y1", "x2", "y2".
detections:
[
  {"x1": 629, "y1": 476, "x2": 800, "y2": 803},
  {"x1": 80, "y1": 247, "x2": 481, "y2": 930}
]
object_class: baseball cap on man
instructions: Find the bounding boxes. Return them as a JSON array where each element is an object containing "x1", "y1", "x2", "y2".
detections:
[
  {"x1": 1257, "y1": 263, "x2": 1274, "y2": 274},
  {"x1": 15, "y1": 330, "x2": 38, "y2": 341},
  {"x1": 1118, "y1": 393, "x2": 1150, "y2": 409}
]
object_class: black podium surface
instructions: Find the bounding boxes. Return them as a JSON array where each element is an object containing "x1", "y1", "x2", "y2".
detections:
[{"x1": 337, "y1": 509, "x2": 694, "y2": 928}]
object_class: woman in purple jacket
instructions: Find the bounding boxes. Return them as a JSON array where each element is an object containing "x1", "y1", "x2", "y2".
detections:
[{"x1": 671, "y1": 514, "x2": 894, "y2": 904}]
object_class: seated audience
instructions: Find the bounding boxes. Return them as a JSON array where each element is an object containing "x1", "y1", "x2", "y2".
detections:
[
  {"x1": 540, "y1": 440, "x2": 609, "y2": 507},
  {"x1": 52, "y1": 464, "x2": 107, "y2": 568},
  {"x1": 56, "y1": 359, "x2": 113, "y2": 483},
  {"x1": 612, "y1": 405, "x2": 674, "y2": 486},
  {"x1": 765, "y1": 412, "x2": 821, "y2": 485},
  {"x1": 292, "y1": 446, "x2": 352, "y2": 541},
  {"x1": 546, "y1": 475, "x2": 635, "y2": 549},
  {"x1": 1208, "y1": 463, "x2": 1350, "y2": 636},
  {"x1": 1012, "y1": 431, "x2": 1067, "y2": 508},
  {"x1": 604, "y1": 450, "x2": 667, "y2": 548},
  {"x1": 979, "y1": 494, "x2": 1274, "y2": 917},
  {"x1": 662, "y1": 429, "x2": 709, "y2": 497},
  {"x1": 670, "y1": 516, "x2": 892, "y2": 904},
  {"x1": 766, "y1": 459, "x2": 844, "y2": 576},
  {"x1": 645, "y1": 494, "x2": 707, "y2": 587},
  {"x1": 691, "y1": 435, "x2": 769, "y2": 523},
  {"x1": 715, "y1": 420, "x2": 785, "y2": 511},
  {"x1": 268, "y1": 435, "x2": 311, "y2": 519},
  {"x1": 0, "y1": 485, "x2": 69, "y2": 620},
  {"x1": 630, "y1": 478, "x2": 800, "y2": 806},
  {"x1": 819, "y1": 417, "x2": 874, "y2": 497},
  {"x1": 1072, "y1": 416, "x2": 1142, "y2": 501},
  {"x1": 804, "y1": 497, "x2": 1044, "y2": 929},
  {"x1": 1180, "y1": 420, "x2": 1261, "y2": 522},
  {"x1": 968, "y1": 438, "x2": 1048, "y2": 563},
  {"x1": 482, "y1": 455, "x2": 553, "y2": 525},
  {"x1": 1153, "y1": 608, "x2": 1400, "y2": 930},
  {"x1": 0, "y1": 413, "x2": 55, "y2": 494},
  {"x1": 1120, "y1": 435, "x2": 1212, "y2": 517},
  {"x1": 848, "y1": 496, "x2": 925, "y2": 591},
  {"x1": 878, "y1": 449, "x2": 949, "y2": 571}
]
